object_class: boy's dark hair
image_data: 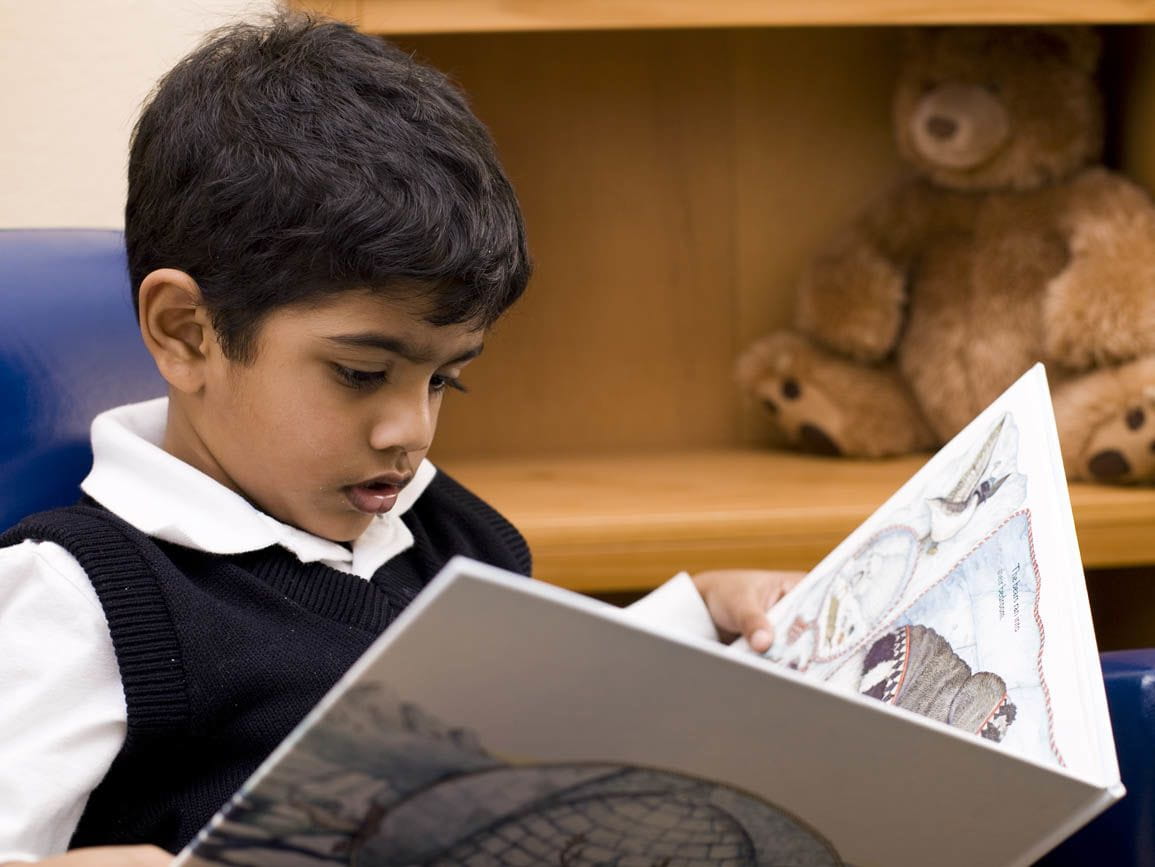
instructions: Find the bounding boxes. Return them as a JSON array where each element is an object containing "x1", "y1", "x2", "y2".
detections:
[{"x1": 126, "y1": 13, "x2": 530, "y2": 362}]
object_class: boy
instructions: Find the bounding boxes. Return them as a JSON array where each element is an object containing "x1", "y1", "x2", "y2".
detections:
[{"x1": 0, "y1": 14, "x2": 798, "y2": 864}]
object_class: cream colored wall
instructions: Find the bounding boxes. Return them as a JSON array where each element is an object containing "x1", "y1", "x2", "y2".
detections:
[{"x1": 0, "y1": 0, "x2": 277, "y2": 228}]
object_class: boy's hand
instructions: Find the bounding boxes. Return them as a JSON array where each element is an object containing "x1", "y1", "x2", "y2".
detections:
[
  {"x1": 1, "y1": 846, "x2": 172, "y2": 866},
  {"x1": 691, "y1": 569, "x2": 805, "y2": 653}
]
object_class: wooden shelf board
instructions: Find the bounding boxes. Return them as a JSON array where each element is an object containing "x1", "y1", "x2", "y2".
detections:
[
  {"x1": 323, "y1": 1, "x2": 1155, "y2": 33},
  {"x1": 441, "y1": 448, "x2": 1155, "y2": 592}
]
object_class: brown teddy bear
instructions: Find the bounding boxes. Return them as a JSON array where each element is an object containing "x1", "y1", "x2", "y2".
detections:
[{"x1": 737, "y1": 26, "x2": 1155, "y2": 483}]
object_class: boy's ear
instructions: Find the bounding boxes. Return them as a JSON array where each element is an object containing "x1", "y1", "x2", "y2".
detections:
[{"x1": 137, "y1": 269, "x2": 217, "y2": 393}]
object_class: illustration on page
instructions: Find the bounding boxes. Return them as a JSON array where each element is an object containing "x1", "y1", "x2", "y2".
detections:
[
  {"x1": 182, "y1": 681, "x2": 848, "y2": 867},
  {"x1": 764, "y1": 411, "x2": 1062, "y2": 767}
]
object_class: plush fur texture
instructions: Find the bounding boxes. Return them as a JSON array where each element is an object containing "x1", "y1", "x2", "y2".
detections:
[{"x1": 738, "y1": 26, "x2": 1155, "y2": 483}]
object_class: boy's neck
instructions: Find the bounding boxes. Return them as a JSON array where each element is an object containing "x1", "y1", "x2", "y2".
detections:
[{"x1": 162, "y1": 396, "x2": 242, "y2": 500}]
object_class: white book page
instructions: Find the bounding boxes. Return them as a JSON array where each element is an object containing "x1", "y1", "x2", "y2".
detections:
[
  {"x1": 1029, "y1": 370, "x2": 1121, "y2": 789},
  {"x1": 739, "y1": 365, "x2": 1116, "y2": 784}
]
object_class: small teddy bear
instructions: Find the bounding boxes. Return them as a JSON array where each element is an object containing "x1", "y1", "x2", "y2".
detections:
[{"x1": 737, "y1": 26, "x2": 1155, "y2": 483}]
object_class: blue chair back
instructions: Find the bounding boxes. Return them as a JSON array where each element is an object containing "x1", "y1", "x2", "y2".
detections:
[
  {"x1": 0, "y1": 229, "x2": 165, "y2": 529},
  {"x1": 1036, "y1": 648, "x2": 1155, "y2": 866}
]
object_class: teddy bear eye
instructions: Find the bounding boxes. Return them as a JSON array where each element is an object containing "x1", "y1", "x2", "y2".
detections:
[
  {"x1": 920, "y1": 79, "x2": 938, "y2": 94},
  {"x1": 983, "y1": 81, "x2": 1002, "y2": 95}
]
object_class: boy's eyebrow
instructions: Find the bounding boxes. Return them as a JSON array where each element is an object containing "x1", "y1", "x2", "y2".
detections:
[{"x1": 325, "y1": 333, "x2": 484, "y2": 365}]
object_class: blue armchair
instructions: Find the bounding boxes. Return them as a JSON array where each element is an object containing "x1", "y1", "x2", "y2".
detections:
[
  {"x1": 0, "y1": 229, "x2": 164, "y2": 530},
  {"x1": 1036, "y1": 648, "x2": 1155, "y2": 866}
]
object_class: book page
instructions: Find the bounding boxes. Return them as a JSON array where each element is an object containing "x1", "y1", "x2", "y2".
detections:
[{"x1": 746, "y1": 365, "x2": 1112, "y2": 781}]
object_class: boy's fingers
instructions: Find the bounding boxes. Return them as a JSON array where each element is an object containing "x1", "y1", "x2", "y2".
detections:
[
  {"x1": 740, "y1": 609, "x2": 775, "y2": 653},
  {"x1": 30, "y1": 846, "x2": 173, "y2": 866},
  {"x1": 767, "y1": 571, "x2": 805, "y2": 605},
  {"x1": 747, "y1": 572, "x2": 805, "y2": 651},
  {"x1": 749, "y1": 627, "x2": 774, "y2": 653}
]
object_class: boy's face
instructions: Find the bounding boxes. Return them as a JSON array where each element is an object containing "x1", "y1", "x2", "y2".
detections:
[{"x1": 168, "y1": 289, "x2": 484, "y2": 542}]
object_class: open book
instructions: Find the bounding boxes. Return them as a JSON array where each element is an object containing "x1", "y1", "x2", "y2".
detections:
[{"x1": 174, "y1": 364, "x2": 1122, "y2": 867}]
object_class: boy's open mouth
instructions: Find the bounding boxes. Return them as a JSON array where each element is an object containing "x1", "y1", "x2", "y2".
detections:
[{"x1": 344, "y1": 474, "x2": 411, "y2": 515}]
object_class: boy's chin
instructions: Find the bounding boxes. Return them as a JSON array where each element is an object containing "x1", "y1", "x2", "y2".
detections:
[
  {"x1": 323, "y1": 516, "x2": 374, "y2": 544},
  {"x1": 288, "y1": 510, "x2": 373, "y2": 545}
]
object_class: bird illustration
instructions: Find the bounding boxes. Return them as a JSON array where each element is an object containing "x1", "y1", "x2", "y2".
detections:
[{"x1": 926, "y1": 415, "x2": 1011, "y2": 544}]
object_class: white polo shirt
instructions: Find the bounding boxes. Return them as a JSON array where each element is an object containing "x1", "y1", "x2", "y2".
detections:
[{"x1": 0, "y1": 398, "x2": 716, "y2": 861}]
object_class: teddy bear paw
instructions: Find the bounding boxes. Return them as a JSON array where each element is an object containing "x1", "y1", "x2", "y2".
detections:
[
  {"x1": 736, "y1": 334, "x2": 846, "y2": 456},
  {"x1": 1079, "y1": 401, "x2": 1155, "y2": 483},
  {"x1": 762, "y1": 377, "x2": 843, "y2": 456}
]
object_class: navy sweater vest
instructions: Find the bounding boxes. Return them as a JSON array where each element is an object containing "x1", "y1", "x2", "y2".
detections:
[{"x1": 0, "y1": 471, "x2": 530, "y2": 853}]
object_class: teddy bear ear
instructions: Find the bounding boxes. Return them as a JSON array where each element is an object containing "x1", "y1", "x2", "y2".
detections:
[{"x1": 1038, "y1": 25, "x2": 1102, "y2": 73}]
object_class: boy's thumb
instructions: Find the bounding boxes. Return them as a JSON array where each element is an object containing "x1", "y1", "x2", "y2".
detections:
[{"x1": 743, "y1": 612, "x2": 775, "y2": 654}]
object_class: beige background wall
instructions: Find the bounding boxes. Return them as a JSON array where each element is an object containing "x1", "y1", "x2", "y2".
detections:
[{"x1": 0, "y1": 0, "x2": 276, "y2": 228}]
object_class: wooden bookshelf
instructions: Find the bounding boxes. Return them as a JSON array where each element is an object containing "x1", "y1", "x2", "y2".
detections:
[
  {"x1": 303, "y1": 1, "x2": 1155, "y2": 32},
  {"x1": 294, "y1": 3, "x2": 1155, "y2": 598},
  {"x1": 443, "y1": 449, "x2": 1155, "y2": 591}
]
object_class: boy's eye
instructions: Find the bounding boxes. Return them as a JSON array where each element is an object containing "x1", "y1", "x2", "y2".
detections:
[
  {"x1": 333, "y1": 364, "x2": 388, "y2": 390},
  {"x1": 430, "y1": 374, "x2": 469, "y2": 394}
]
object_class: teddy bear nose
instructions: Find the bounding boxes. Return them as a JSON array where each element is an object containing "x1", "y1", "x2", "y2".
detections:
[{"x1": 926, "y1": 115, "x2": 958, "y2": 140}]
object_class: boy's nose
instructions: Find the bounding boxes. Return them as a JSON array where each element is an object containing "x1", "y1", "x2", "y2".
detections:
[{"x1": 368, "y1": 392, "x2": 435, "y2": 455}]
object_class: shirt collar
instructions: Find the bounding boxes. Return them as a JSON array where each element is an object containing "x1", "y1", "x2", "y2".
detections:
[{"x1": 80, "y1": 397, "x2": 437, "y2": 580}]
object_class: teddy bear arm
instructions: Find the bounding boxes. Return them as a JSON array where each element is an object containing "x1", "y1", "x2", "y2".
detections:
[
  {"x1": 1044, "y1": 169, "x2": 1155, "y2": 369},
  {"x1": 735, "y1": 331, "x2": 936, "y2": 458},
  {"x1": 795, "y1": 220, "x2": 908, "y2": 363}
]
